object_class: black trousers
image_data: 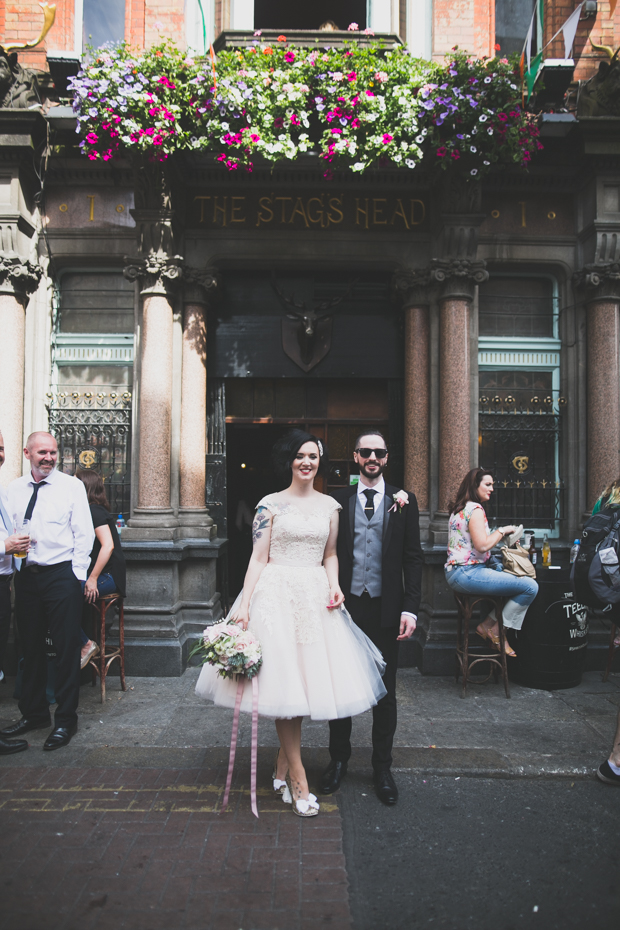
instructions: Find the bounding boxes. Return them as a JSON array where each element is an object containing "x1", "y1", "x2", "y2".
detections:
[
  {"x1": 14, "y1": 562, "x2": 83, "y2": 729},
  {"x1": 328, "y1": 593, "x2": 399, "y2": 771},
  {"x1": 0, "y1": 574, "x2": 11, "y2": 673}
]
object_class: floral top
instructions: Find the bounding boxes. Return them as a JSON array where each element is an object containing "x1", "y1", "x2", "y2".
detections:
[{"x1": 445, "y1": 502, "x2": 491, "y2": 567}]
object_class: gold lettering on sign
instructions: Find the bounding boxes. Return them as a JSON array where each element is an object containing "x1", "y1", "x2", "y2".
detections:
[
  {"x1": 390, "y1": 199, "x2": 409, "y2": 229},
  {"x1": 410, "y1": 199, "x2": 425, "y2": 226},
  {"x1": 355, "y1": 198, "x2": 369, "y2": 230},
  {"x1": 491, "y1": 209, "x2": 500, "y2": 219},
  {"x1": 327, "y1": 196, "x2": 343, "y2": 226},
  {"x1": 213, "y1": 196, "x2": 227, "y2": 226},
  {"x1": 230, "y1": 196, "x2": 247, "y2": 224},
  {"x1": 547, "y1": 211, "x2": 556, "y2": 220},
  {"x1": 512, "y1": 454, "x2": 529, "y2": 474},
  {"x1": 274, "y1": 196, "x2": 292, "y2": 223},
  {"x1": 256, "y1": 195, "x2": 274, "y2": 226},
  {"x1": 307, "y1": 195, "x2": 325, "y2": 227},
  {"x1": 289, "y1": 197, "x2": 310, "y2": 227},
  {"x1": 116, "y1": 204, "x2": 125, "y2": 213},
  {"x1": 518, "y1": 201, "x2": 526, "y2": 227},
  {"x1": 87, "y1": 194, "x2": 95, "y2": 221},
  {"x1": 372, "y1": 198, "x2": 387, "y2": 225},
  {"x1": 194, "y1": 195, "x2": 211, "y2": 223},
  {"x1": 59, "y1": 203, "x2": 68, "y2": 213}
]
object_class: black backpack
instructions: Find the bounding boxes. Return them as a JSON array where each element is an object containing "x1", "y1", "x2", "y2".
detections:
[{"x1": 571, "y1": 506, "x2": 620, "y2": 608}]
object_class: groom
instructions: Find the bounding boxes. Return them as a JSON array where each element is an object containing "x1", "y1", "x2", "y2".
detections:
[{"x1": 320, "y1": 430, "x2": 423, "y2": 805}]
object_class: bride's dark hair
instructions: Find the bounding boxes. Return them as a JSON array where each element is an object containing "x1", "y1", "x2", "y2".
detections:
[{"x1": 272, "y1": 429, "x2": 329, "y2": 482}]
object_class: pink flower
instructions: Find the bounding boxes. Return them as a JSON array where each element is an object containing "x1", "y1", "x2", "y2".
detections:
[
  {"x1": 347, "y1": 72, "x2": 357, "y2": 82},
  {"x1": 436, "y1": 146, "x2": 448, "y2": 157},
  {"x1": 363, "y1": 28, "x2": 375, "y2": 35},
  {"x1": 382, "y1": 133, "x2": 393, "y2": 144},
  {"x1": 250, "y1": 133, "x2": 260, "y2": 142},
  {"x1": 348, "y1": 22, "x2": 359, "y2": 30},
  {"x1": 284, "y1": 51, "x2": 295, "y2": 63},
  {"x1": 497, "y1": 112, "x2": 508, "y2": 122},
  {"x1": 86, "y1": 132, "x2": 98, "y2": 143},
  {"x1": 366, "y1": 90, "x2": 375, "y2": 97}
]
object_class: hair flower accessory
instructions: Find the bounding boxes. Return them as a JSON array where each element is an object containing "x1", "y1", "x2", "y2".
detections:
[
  {"x1": 389, "y1": 490, "x2": 409, "y2": 513},
  {"x1": 317, "y1": 439, "x2": 324, "y2": 457}
]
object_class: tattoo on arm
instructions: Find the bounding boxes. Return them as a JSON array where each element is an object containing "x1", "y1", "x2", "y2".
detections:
[{"x1": 252, "y1": 507, "x2": 270, "y2": 545}]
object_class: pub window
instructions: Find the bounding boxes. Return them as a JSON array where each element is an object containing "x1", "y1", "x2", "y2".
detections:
[
  {"x1": 478, "y1": 273, "x2": 564, "y2": 534},
  {"x1": 254, "y1": 0, "x2": 367, "y2": 30},
  {"x1": 79, "y1": 0, "x2": 126, "y2": 52},
  {"x1": 48, "y1": 270, "x2": 135, "y2": 518},
  {"x1": 495, "y1": 0, "x2": 536, "y2": 56}
]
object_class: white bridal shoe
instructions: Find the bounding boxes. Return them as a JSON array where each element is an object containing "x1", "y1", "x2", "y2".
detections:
[
  {"x1": 272, "y1": 749, "x2": 288, "y2": 795},
  {"x1": 283, "y1": 774, "x2": 320, "y2": 817}
]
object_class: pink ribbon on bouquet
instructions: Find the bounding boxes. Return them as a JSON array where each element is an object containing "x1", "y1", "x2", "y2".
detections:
[{"x1": 220, "y1": 675, "x2": 260, "y2": 818}]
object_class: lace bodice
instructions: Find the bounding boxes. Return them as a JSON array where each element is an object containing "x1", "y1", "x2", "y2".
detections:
[{"x1": 257, "y1": 494, "x2": 341, "y2": 566}]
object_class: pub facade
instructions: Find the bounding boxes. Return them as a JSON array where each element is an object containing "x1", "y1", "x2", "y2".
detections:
[{"x1": 2, "y1": 1, "x2": 620, "y2": 674}]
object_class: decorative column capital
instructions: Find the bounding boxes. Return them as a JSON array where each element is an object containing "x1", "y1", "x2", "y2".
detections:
[
  {"x1": 0, "y1": 255, "x2": 43, "y2": 304},
  {"x1": 573, "y1": 262, "x2": 620, "y2": 302},
  {"x1": 394, "y1": 259, "x2": 489, "y2": 305},
  {"x1": 183, "y1": 267, "x2": 219, "y2": 305},
  {"x1": 123, "y1": 255, "x2": 184, "y2": 296}
]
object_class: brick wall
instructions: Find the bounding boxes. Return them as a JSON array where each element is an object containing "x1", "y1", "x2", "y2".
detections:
[
  {"x1": 433, "y1": 0, "x2": 495, "y2": 60},
  {"x1": 2, "y1": 0, "x2": 74, "y2": 68},
  {"x1": 545, "y1": 2, "x2": 620, "y2": 82}
]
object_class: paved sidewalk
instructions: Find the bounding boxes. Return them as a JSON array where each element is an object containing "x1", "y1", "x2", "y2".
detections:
[
  {"x1": 1, "y1": 667, "x2": 618, "y2": 775},
  {"x1": 1, "y1": 667, "x2": 619, "y2": 930}
]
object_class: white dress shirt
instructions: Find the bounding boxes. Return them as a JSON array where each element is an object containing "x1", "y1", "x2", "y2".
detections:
[
  {"x1": 0, "y1": 487, "x2": 13, "y2": 576},
  {"x1": 356, "y1": 475, "x2": 416, "y2": 623},
  {"x1": 7, "y1": 467, "x2": 95, "y2": 581}
]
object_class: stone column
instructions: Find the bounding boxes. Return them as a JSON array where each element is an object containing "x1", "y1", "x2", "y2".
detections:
[
  {"x1": 178, "y1": 273, "x2": 218, "y2": 538},
  {"x1": 431, "y1": 260, "x2": 488, "y2": 542},
  {"x1": 575, "y1": 264, "x2": 620, "y2": 510},
  {"x1": 123, "y1": 256, "x2": 183, "y2": 536},
  {"x1": 0, "y1": 258, "x2": 42, "y2": 483}
]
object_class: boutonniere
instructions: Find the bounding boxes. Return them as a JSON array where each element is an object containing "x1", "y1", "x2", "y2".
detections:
[{"x1": 389, "y1": 490, "x2": 409, "y2": 513}]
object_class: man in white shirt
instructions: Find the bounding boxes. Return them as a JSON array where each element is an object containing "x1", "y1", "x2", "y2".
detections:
[
  {"x1": 0, "y1": 432, "x2": 94, "y2": 750},
  {"x1": 0, "y1": 431, "x2": 31, "y2": 755}
]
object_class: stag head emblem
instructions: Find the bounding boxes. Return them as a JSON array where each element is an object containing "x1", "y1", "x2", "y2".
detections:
[{"x1": 272, "y1": 275, "x2": 356, "y2": 372}]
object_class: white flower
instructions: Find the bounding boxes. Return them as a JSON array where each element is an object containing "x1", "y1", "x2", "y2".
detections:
[
  {"x1": 479, "y1": 114, "x2": 488, "y2": 122},
  {"x1": 470, "y1": 145, "x2": 477, "y2": 153},
  {"x1": 483, "y1": 159, "x2": 490, "y2": 165},
  {"x1": 389, "y1": 490, "x2": 409, "y2": 512},
  {"x1": 405, "y1": 158, "x2": 415, "y2": 168},
  {"x1": 470, "y1": 168, "x2": 478, "y2": 175}
]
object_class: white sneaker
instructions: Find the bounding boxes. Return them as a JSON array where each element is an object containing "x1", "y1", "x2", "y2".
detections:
[{"x1": 507, "y1": 525, "x2": 524, "y2": 548}]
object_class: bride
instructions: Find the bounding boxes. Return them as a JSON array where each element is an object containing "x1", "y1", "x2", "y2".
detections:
[{"x1": 196, "y1": 430, "x2": 387, "y2": 817}]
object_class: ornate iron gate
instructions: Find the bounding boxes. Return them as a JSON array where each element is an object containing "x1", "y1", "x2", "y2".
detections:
[
  {"x1": 46, "y1": 389, "x2": 132, "y2": 519},
  {"x1": 479, "y1": 386, "x2": 565, "y2": 531}
]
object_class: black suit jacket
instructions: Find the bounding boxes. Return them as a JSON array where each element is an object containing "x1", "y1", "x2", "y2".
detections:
[{"x1": 331, "y1": 483, "x2": 423, "y2": 628}]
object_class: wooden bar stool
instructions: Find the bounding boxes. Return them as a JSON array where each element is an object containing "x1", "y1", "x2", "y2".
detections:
[
  {"x1": 453, "y1": 593, "x2": 511, "y2": 699},
  {"x1": 602, "y1": 623, "x2": 620, "y2": 682},
  {"x1": 87, "y1": 593, "x2": 127, "y2": 702}
]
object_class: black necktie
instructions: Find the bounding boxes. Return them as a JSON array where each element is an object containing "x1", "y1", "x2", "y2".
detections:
[
  {"x1": 24, "y1": 481, "x2": 46, "y2": 520},
  {"x1": 363, "y1": 489, "x2": 377, "y2": 521}
]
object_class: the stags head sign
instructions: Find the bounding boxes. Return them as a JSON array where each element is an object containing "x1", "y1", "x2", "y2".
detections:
[
  {"x1": 272, "y1": 275, "x2": 356, "y2": 372},
  {"x1": 193, "y1": 191, "x2": 427, "y2": 231}
]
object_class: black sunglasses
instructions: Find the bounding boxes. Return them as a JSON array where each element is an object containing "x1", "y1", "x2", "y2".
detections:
[{"x1": 355, "y1": 447, "x2": 388, "y2": 459}]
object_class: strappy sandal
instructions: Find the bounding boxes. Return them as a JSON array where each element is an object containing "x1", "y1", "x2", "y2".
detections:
[
  {"x1": 477, "y1": 624, "x2": 516, "y2": 657},
  {"x1": 283, "y1": 774, "x2": 319, "y2": 817},
  {"x1": 272, "y1": 749, "x2": 288, "y2": 796}
]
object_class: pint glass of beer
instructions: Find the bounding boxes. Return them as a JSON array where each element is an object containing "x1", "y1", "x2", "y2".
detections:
[{"x1": 13, "y1": 518, "x2": 30, "y2": 559}]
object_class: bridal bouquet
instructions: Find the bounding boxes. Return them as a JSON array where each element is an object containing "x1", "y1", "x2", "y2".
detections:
[{"x1": 190, "y1": 621, "x2": 262, "y2": 680}]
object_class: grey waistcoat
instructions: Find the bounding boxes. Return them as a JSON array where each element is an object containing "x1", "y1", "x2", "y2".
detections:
[{"x1": 350, "y1": 493, "x2": 384, "y2": 597}]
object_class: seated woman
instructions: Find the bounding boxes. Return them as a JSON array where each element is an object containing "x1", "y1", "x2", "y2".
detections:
[
  {"x1": 75, "y1": 469, "x2": 126, "y2": 667},
  {"x1": 444, "y1": 468, "x2": 538, "y2": 657},
  {"x1": 593, "y1": 478, "x2": 620, "y2": 649}
]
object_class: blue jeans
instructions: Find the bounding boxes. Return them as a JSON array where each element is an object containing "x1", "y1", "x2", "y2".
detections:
[
  {"x1": 80, "y1": 573, "x2": 117, "y2": 645},
  {"x1": 445, "y1": 564, "x2": 538, "y2": 630}
]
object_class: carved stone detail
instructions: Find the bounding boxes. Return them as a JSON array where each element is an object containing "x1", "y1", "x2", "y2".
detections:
[
  {"x1": 573, "y1": 262, "x2": 620, "y2": 301},
  {"x1": 123, "y1": 255, "x2": 184, "y2": 296},
  {"x1": 0, "y1": 48, "x2": 42, "y2": 109},
  {"x1": 183, "y1": 267, "x2": 218, "y2": 304},
  {"x1": 0, "y1": 255, "x2": 43, "y2": 301},
  {"x1": 393, "y1": 259, "x2": 488, "y2": 305}
]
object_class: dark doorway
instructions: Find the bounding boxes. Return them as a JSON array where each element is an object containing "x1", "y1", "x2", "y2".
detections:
[{"x1": 254, "y1": 0, "x2": 366, "y2": 31}]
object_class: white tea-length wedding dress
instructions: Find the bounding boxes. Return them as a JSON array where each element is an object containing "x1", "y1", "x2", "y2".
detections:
[{"x1": 196, "y1": 493, "x2": 387, "y2": 718}]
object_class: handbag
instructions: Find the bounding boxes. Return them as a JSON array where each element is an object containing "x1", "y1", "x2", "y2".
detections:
[{"x1": 501, "y1": 544, "x2": 536, "y2": 578}]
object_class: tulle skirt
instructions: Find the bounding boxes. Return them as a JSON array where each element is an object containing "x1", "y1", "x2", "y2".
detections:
[{"x1": 195, "y1": 562, "x2": 387, "y2": 719}]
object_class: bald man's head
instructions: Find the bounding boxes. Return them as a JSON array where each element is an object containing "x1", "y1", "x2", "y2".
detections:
[{"x1": 24, "y1": 432, "x2": 58, "y2": 481}]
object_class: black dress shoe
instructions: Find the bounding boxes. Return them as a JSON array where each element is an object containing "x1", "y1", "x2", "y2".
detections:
[
  {"x1": 374, "y1": 768, "x2": 398, "y2": 806},
  {"x1": 0, "y1": 716, "x2": 51, "y2": 738},
  {"x1": 318, "y1": 760, "x2": 348, "y2": 795},
  {"x1": 0, "y1": 735, "x2": 28, "y2": 755},
  {"x1": 43, "y1": 724, "x2": 77, "y2": 751}
]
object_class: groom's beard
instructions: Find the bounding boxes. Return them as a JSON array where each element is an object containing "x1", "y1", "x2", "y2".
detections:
[{"x1": 358, "y1": 460, "x2": 388, "y2": 480}]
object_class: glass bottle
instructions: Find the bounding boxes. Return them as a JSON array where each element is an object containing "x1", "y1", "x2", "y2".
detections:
[{"x1": 542, "y1": 534, "x2": 552, "y2": 567}]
